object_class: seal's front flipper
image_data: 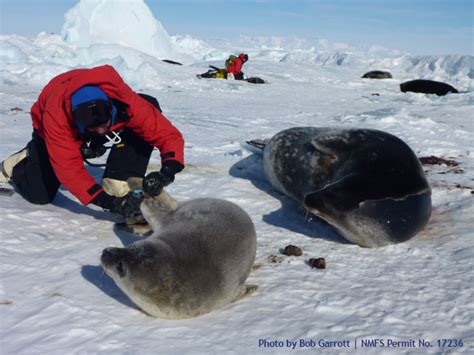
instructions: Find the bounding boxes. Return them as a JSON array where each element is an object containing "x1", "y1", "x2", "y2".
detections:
[
  {"x1": 304, "y1": 174, "x2": 365, "y2": 213},
  {"x1": 310, "y1": 130, "x2": 366, "y2": 155},
  {"x1": 140, "y1": 190, "x2": 179, "y2": 232},
  {"x1": 127, "y1": 177, "x2": 179, "y2": 233}
]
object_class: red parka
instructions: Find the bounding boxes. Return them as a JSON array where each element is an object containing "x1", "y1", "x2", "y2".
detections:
[
  {"x1": 30, "y1": 65, "x2": 185, "y2": 205},
  {"x1": 226, "y1": 53, "x2": 247, "y2": 75}
]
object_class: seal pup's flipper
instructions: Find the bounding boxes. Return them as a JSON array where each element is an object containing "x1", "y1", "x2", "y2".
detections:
[
  {"x1": 245, "y1": 284, "x2": 258, "y2": 296},
  {"x1": 141, "y1": 193, "x2": 180, "y2": 232},
  {"x1": 125, "y1": 177, "x2": 179, "y2": 233},
  {"x1": 126, "y1": 177, "x2": 179, "y2": 211},
  {"x1": 231, "y1": 284, "x2": 258, "y2": 305}
]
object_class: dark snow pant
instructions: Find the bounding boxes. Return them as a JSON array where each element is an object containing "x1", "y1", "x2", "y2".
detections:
[
  {"x1": 12, "y1": 130, "x2": 61, "y2": 204},
  {"x1": 11, "y1": 129, "x2": 154, "y2": 205},
  {"x1": 102, "y1": 129, "x2": 153, "y2": 181}
]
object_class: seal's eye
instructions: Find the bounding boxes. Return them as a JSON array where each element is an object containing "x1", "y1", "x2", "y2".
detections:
[{"x1": 116, "y1": 261, "x2": 126, "y2": 277}]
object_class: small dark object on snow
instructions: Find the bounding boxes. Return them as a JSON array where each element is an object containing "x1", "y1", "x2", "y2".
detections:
[
  {"x1": 246, "y1": 77, "x2": 266, "y2": 84},
  {"x1": 362, "y1": 70, "x2": 392, "y2": 79},
  {"x1": 400, "y1": 79, "x2": 458, "y2": 96},
  {"x1": 162, "y1": 59, "x2": 183, "y2": 65},
  {"x1": 10, "y1": 107, "x2": 23, "y2": 112},
  {"x1": 0, "y1": 187, "x2": 15, "y2": 196},
  {"x1": 372, "y1": 93, "x2": 380, "y2": 96},
  {"x1": 284, "y1": 245, "x2": 303, "y2": 256},
  {"x1": 419, "y1": 156, "x2": 459, "y2": 167},
  {"x1": 267, "y1": 254, "x2": 284, "y2": 263},
  {"x1": 309, "y1": 257, "x2": 326, "y2": 269}
]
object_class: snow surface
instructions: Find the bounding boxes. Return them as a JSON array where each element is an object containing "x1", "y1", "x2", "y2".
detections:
[{"x1": 1, "y1": 1, "x2": 474, "y2": 354}]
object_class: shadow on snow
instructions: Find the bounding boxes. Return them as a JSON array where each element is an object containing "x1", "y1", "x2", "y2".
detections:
[
  {"x1": 81, "y1": 230, "x2": 147, "y2": 311},
  {"x1": 81, "y1": 265, "x2": 140, "y2": 311},
  {"x1": 51, "y1": 166, "x2": 116, "y2": 221},
  {"x1": 229, "y1": 153, "x2": 348, "y2": 244}
]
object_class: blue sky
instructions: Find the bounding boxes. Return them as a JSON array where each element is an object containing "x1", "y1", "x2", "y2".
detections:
[{"x1": 0, "y1": 0, "x2": 472, "y2": 55}]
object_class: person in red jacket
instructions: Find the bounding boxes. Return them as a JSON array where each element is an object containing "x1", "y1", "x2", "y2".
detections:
[
  {"x1": 0, "y1": 65, "x2": 185, "y2": 219},
  {"x1": 225, "y1": 53, "x2": 248, "y2": 80}
]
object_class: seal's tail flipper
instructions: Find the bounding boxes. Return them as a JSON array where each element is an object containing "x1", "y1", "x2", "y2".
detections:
[{"x1": 244, "y1": 139, "x2": 269, "y2": 154}]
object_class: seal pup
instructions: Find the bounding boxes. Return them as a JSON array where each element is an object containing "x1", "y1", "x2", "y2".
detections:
[
  {"x1": 362, "y1": 70, "x2": 393, "y2": 79},
  {"x1": 400, "y1": 79, "x2": 458, "y2": 96},
  {"x1": 257, "y1": 127, "x2": 431, "y2": 247},
  {"x1": 101, "y1": 190, "x2": 257, "y2": 319}
]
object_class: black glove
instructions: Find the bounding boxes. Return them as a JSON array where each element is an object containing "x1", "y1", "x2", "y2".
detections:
[
  {"x1": 92, "y1": 190, "x2": 143, "y2": 219},
  {"x1": 143, "y1": 160, "x2": 184, "y2": 197},
  {"x1": 142, "y1": 171, "x2": 174, "y2": 197}
]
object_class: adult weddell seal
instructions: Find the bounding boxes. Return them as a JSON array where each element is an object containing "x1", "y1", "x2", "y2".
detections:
[
  {"x1": 255, "y1": 127, "x2": 431, "y2": 247},
  {"x1": 101, "y1": 191, "x2": 257, "y2": 319}
]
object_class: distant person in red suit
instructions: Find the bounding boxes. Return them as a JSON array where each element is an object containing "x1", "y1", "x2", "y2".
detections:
[{"x1": 225, "y1": 53, "x2": 249, "y2": 80}]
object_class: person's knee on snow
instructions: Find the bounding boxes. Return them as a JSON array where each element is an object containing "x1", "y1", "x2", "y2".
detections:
[
  {"x1": 0, "y1": 147, "x2": 28, "y2": 183},
  {"x1": 8, "y1": 133, "x2": 61, "y2": 204}
]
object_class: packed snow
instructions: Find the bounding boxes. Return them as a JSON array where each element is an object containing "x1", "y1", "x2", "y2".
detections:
[
  {"x1": 1, "y1": 0, "x2": 473, "y2": 354},
  {"x1": 62, "y1": 0, "x2": 181, "y2": 61}
]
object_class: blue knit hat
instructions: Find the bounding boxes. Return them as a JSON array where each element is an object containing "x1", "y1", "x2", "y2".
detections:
[{"x1": 71, "y1": 85, "x2": 116, "y2": 131}]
